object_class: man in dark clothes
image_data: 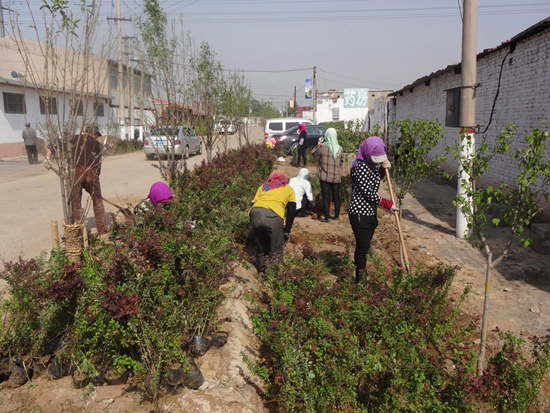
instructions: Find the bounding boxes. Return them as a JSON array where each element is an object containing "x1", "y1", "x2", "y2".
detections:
[
  {"x1": 22, "y1": 123, "x2": 39, "y2": 164},
  {"x1": 71, "y1": 128, "x2": 107, "y2": 234}
]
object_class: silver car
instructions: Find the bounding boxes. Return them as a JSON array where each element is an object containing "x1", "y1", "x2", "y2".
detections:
[{"x1": 144, "y1": 126, "x2": 202, "y2": 160}]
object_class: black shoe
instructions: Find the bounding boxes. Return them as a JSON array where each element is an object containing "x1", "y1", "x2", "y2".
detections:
[
  {"x1": 332, "y1": 217, "x2": 340, "y2": 221},
  {"x1": 319, "y1": 218, "x2": 330, "y2": 223}
]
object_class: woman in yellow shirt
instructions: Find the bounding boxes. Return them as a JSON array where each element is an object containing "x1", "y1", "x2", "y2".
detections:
[{"x1": 249, "y1": 171, "x2": 296, "y2": 273}]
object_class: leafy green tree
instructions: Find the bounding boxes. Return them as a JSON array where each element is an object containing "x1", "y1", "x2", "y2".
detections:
[
  {"x1": 250, "y1": 99, "x2": 280, "y2": 121},
  {"x1": 389, "y1": 118, "x2": 447, "y2": 212},
  {"x1": 138, "y1": 1, "x2": 192, "y2": 186},
  {"x1": 453, "y1": 124, "x2": 550, "y2": 376},
  {"x1": 221, "y1": 70, "x2": 252, "y2": 148},
  {"x1": 323, "y1": 120, "x2": 366, "y2": 161},
  {"x1": 189, "y1": 42, "x2": 226, "y2": 162}
]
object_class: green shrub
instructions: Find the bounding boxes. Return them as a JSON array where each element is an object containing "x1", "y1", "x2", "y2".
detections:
[{"x1": 112, "y1": 138, "x2": 143, "y2": 154}]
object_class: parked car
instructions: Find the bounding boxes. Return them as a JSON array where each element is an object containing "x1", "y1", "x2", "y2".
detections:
[
  {"x1": 221, "y1": 119, "x2": 236, "y2": 135},
  {"x1": 143, "y1": 126, "x2": 202, "y2": 160},
  {"x1": 264, "y1": 118, "x2": 312, "y2": 140},
  {"x1": 273, "y1": 124, "x2": 326, "y2": 154}
]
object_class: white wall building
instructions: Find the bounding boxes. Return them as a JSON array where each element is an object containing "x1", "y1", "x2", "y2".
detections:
[
  {"x1": 0, "y1": 76, "x2": 113, "y2": 157},
  {"x1": 309, "y1": 89, "x2": 394, "y2": 126},
  {"x1": 0, "y1": 37, "x2": 152, "y2": 158}
]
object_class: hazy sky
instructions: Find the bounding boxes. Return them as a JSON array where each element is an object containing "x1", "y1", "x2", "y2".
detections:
[{"x1": 9, "y1": 0, "x2": 550, "y2": 109}]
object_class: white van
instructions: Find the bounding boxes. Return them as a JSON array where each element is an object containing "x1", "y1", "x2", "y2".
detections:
[{"x1": 264, "y1": 118, "x2": 312, "y2": 140}]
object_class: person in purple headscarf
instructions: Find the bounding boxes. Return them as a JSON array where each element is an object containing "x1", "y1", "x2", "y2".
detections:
[
  {"x1": 348, "y1": 136, "x2": 398, "y2": 284},
  {"x1": 134, "y1": 182, "x2": 174, "y2": 214},
  {"x1": 147, "y1": 182, "x2": 174, "y2": 205}
]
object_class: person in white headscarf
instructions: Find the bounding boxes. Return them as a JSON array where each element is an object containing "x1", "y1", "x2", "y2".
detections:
[{"x1": 289, "y1": 168, "x2": 314, "y2": 217}]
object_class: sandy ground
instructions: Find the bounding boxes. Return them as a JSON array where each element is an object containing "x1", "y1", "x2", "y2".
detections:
[
  {"x1": 0, "y1": 130, "x2": 261, "y2": 269},
  {"x1": 1, "y1": 137, "x2": 549, "y2": 412}
]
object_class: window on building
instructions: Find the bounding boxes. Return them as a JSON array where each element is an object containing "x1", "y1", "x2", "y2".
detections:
[
  {"x1": 39, "y1": 96, "x2": 58, "y2": 115},
  {"x1": 3, "y1": 92, "x2": 26, "y2": 114},
  {"x1": 94, "y1": 102, "x2": 104, "y2": 117},
  {"x1": 71, "y1": 100, "x2": 83, "y2": 116}
]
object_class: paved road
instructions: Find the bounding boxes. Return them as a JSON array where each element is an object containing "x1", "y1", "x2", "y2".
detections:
[{"x1": 0, "y1": 129, "x2": 263, "y2": 271}]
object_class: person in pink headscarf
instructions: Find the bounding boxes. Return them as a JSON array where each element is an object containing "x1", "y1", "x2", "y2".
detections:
[
  {"x1": 249, "y1": 171, "x2": 296, "y2": 273},
  {"x1": 296, "y1": 123, "x2": 308, "y2": 167},
  {"x1": 348, "y1": 136, "x2": 397, "y2": 284}
]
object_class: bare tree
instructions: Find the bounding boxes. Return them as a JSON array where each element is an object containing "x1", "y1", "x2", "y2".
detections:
[{"x1": 10, "y1": 0, "x2": 111, "y2": 231}]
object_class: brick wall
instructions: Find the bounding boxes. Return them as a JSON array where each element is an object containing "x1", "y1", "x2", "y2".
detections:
[{"x1": 390, "y1": 27, "x2": 550, "y2": 206}]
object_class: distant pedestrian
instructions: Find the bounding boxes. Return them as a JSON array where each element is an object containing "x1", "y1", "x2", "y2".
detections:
[
  {"x1": 22, "y1": 122, "x2": 38, "y2": 164},
  {"x1": 348, "y1": 136, "x2": 397, "y2": 284},
  {"x1": 289, "y1": 168, "x2": 314, "y2": 217},
  {"x1": 312, "y1": 127, "x2": 343, "y2": 222},
  {"x1": 296, "y1": 123, "x2": 307, "y2": 167},
  {"x1": 249, "y1": 171, "x2": 296, "y2": 273}
]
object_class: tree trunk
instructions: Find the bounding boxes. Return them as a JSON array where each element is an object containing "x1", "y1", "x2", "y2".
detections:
[{"x1": 477, "y1": 251, "x2": 493, "y2": 376}]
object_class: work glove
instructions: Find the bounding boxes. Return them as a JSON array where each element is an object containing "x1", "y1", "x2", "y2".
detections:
[
  {"x1": 318, "y1": 136, "x2": 324, "y2": 144},
  {"x1": 42, "y1": 159, "x2": 51, "y2": 170},
  {"x1": 391, "y1": 204, "x2": 399, "y2": 213},
  {"x1": 379, "y1": 197, "x2": 394, "y2": 211},
  {"x1": 381, "y1": 159, "x2": 391, "y2": 169}
]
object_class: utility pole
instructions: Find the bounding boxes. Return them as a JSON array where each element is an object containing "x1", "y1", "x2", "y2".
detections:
[
  {"x1": 312, "y1": 66, "x2": 317, "y2": 124},
  {"x1": 0, "y1": 0, "x2": 5, "y2": 37},
  {"x1": 139, "y1": 52, "x2": 145, "y2": 138},
  {"x1": 116, "y1": 0, "x2": 124, "y2": 128},
  {"x1": 456, "y1": 0, "x2": 478, "y2": 238},
  {"x1": 294, "y1": 86, "x2": 297, "y2": 117},
  {"x1": 107, "y1": 1, "x2": 131, "y2": 133},
  {"x1": 123, "y1": 36, "x2": 136, "y2": 139}
]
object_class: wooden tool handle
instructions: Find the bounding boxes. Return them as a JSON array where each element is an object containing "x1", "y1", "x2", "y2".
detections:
[{"x1": 385, "y1": 170, "x2": 411, "y2": 275}]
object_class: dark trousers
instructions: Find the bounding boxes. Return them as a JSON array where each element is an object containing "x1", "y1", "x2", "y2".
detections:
[
  {"x1": 25, "y1": 145, "x2": 38, "y2": 164},
  {"x1": 73, "y1": 165, "x2": 107, "y2": 234},
  {"x1": 296, "y1": 194, "x2": 309, "y2": 216},
  {"x1": 349, "y1": 214, "x2": 378, "y2": 282},
  {"x1": 297, "y1": 144, "x2": 307, "y2": 167},
  {"x1": 320, "y1": 180, "x2": 341, "y2": 220},
  {"x1": 250, "y1": 207, "x2": 284, "y2": 272}
]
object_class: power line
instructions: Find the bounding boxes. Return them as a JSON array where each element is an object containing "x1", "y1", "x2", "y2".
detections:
[
  {"x1": 319, "y1": 68, "x2": 397, "y2": 88},
  {"x1": 224, "y1": 67, "x2": 312, "y2": 73},
  {"x1": 12, "y1": 5, "x2": 549, "y2": 25},
  {"x1": 157, "y1": 4, "x2": 549, "y2": 17}
]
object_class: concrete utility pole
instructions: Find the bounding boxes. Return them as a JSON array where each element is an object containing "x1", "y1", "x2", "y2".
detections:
[
  {"x1": 312, "y1": 66, "x2": 317, "y2": 124},
  {"x1": 107, "y1": 0, "x2": 131, "y2": 131},
  {"x1": 0, "y1": 0, "x2": 5, "y2": 37},
  {"x1": 123, "y1": 36, "x2": 136, "y2": 139},
  {"x1": 294, "y1": 86, "x2": 297, "y2": 117},
  {"x1": 116, "y1": 0, "x2": 124, "y2": 127},
  {"x1": 456, "y1": 0, "x2": 478, "y2": 238}
]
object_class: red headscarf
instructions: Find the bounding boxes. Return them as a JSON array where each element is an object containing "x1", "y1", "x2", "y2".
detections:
[
  {"x1": 298, "y1": 123, "x2": 307, "y2": 133},
  {"x1": 262, "y1": 171, "x2": 288, "y2": 191}
]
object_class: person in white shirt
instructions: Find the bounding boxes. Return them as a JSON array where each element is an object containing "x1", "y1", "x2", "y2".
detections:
[{"x1": 289, "y1": 168, "x2": 314, "y2": 217}]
